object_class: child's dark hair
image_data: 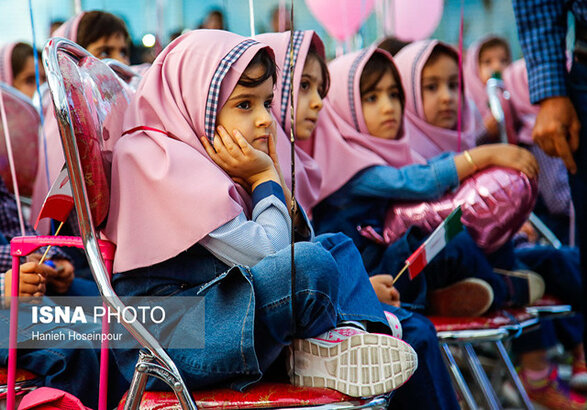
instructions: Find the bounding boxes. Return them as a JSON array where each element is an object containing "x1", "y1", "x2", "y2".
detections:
[
  {"x1": 239, "y1": 48, "x2": 277, "y2": 87},
  {"x1": 360, "y1": 51, "x2": 405, "y2": 110},
  {"x1": 378, "y1": 37, "x2": 410, "y2": 56},
  {"x1": 478, "y1": 37, "x2": 511, "y2": 64},
  {"x1": 77, "y1": 11, "x2": 130, "y2": 49},
  {"x1": 11, "y1": 42, "x2": 38, "y2": 78},
  {"x1": 425, "y1": 43, "x2": 459, "y2": 68},
  {"x1": 306, "y1": 44, "x2": 330, "y2": 98}
]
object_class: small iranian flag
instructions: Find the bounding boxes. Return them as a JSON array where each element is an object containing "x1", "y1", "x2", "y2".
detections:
[
  {"x1": 404, "y1": 206, "x2": 463, "y2": 280},
  {"x1": 34, "y1": 164, "x2": 74, "y2": 229}
]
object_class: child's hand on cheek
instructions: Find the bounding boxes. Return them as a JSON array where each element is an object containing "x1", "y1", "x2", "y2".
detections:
[{"x1": 201, "y1": 125, "x2": 280, "y2": 190}]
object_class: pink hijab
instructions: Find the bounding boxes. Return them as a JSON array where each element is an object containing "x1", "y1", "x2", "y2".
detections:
[
  {"x1": 503, "y1": 58, "x2": 537, "y2": 145},
  {"x1": 0, "y1": 43, "x2": 17, "y2": 84},
  {"x1": 395, "y1": 40, "x2": 484, "y2": 159},
  {"x1": 254, "y1": 30, "x2": 323, "y2": 210},
  {"x1": 31, "y1": 13, "x2": 86, "y2": 233},
  {"x1": 52, "y1": 13, "x2": 85, "y2": 42},
  {"x1": 302, "y1": 46, "x2": 424, "y2": 202},
  {"x1": 105, "y1": 30, "x2": 273, "y2": 273},
  {"x1": 464, "y1": 35, "x2": 517, "y2": 143}
]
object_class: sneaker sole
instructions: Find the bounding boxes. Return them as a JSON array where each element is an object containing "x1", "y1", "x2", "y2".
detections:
[{"x1": 288, "y1": 333, "x2": 418, "y2": 397}]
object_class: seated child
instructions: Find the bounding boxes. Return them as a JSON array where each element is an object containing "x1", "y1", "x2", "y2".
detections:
[
  {"x1": 257, "y1": 29, "x2": 460, "y2": 410},
  {"x1": 397, "y1": 39, "x2": 587, "y2": 407},
  {"x1": 504, "y1": 59, "x2": 573, "y2": 242},
  {"x1": 0, "y1": 42, "x2": 45, "y2": 99},
  {"x1": 104, "y1": 29, "x2": 418, "y2": 397},
  {"x1": 464, "y1": 35, "x2": 515, "y2": 142},
  {"x1": 307, "y1": 43, "x2": 541, "y2": 317}
]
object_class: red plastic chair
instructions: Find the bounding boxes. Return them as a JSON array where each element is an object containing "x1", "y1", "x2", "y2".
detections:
[{"x1": 16, "y1": 38, "x2": 390, "y2": 410}]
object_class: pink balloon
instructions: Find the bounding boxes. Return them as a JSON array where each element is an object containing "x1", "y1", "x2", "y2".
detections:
[
  {"x1": 392, "y1": 0, "x2": 444, "y2": 41},
  {"x1": 306, "y1": 0, "x2": 376, "y2": 41}
]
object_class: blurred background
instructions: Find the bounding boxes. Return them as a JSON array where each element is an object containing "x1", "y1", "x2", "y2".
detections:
[{"x1": 0, "y1": 0, "x2": 572, "y2": 63}]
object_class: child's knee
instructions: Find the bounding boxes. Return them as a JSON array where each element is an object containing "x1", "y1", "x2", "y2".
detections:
[{"x1": 294, "y1": 242, "x2": 339, "y2": 293}]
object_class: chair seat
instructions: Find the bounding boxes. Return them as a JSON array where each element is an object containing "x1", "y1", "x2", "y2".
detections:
[
  {"x1": 429, "y1": 309, "x2": 535, "y2": 332},
  {"x1": 0, "y1": 367, "x2": 37, "y2": 385},
  {"x1": 526, "y1": 294, "x2": 573, "y2": 318},
  {"x1": 117, "y1": 382, "x2": 378, "y2": 409},
  {"x1": 0, "y1": 367, "x2": 38, "y2": 398}
]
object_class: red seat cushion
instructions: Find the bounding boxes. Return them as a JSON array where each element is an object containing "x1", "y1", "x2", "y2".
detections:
[
  {"x1": 0, "y1": 367, "x2": 38, "y2": 385},
  {"x1": 429, "y1": 309, "x2": 535, "y2": 332},
  {"x1": 118, "y1": 382, "x2": 357, "y2": 409}
]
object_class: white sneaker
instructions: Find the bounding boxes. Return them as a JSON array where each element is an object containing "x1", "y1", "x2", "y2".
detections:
[{"x1": 287, "y1": 327, "x2": 418, "y2": 397}]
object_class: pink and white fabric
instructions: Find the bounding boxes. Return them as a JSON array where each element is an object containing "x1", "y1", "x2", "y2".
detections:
[
  {"x1": 395, "y1": 40, "x2": 484, "y2": 159},
  {"x1": 463, "y1": 35, "x2": 517, "y2": 144},
  {"x1": 502, "y1": 58, "x2": 538, "y2": 145},
  {"x1": 504, "y1": 59, "x2": 571, "y2": 216},
  {"x1": 105, "y1": 30, "x2": 272, "y2": 273},
  {"x1": 253, "y1": 30, "x2": 323, "y2": 210},
  {"x1": 0, "y1": 43, "x2": 17, "y2": 84},
  {"x1": 299, "y1": 46, "x2": 424, "y2": 203},
  {"x1": 52, "y1": 13, "x2": 85, "y2": 42}
]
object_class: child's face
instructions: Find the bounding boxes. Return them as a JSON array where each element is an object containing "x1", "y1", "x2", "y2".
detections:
[
  {"x1": 361, "y1": 70, "x2": 402, "y2": 139},
  {"x1": 478, "y1": 45, "x2": 509, "y2": 84},
  {"x1": 86, "y1": 33, "x2": 130, "y2": 65},
  {"x1": 13, "y1": 56, "x2": 45, "y2": 99},
  {"x1": 295, "y1": 55, "x2": 324, "y2": 140},
  {"x1": 421, "y1": 54, "x2": 459, "y2": 130},
  {"x1": 216, "y1": 64, "x2": 275, "y2": 154}
]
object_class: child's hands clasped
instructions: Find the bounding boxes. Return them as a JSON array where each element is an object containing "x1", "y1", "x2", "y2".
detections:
[{"x1": 201, "y1": 125, "x2": 280, "y2": 191}]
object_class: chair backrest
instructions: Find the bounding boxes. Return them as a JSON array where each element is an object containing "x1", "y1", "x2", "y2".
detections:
[
  {"x1": 102, "y1": 59, "x2": 143, "y2": 90},
  {"x1": 0, "y1": 84, "x2": 39, "y2": 197},
  {"x1": 43, "y1": 38, "x2": 196, "y2": 408},
  {"x1": 44, "y1": 40, "x2": 134, "y2": 229}
]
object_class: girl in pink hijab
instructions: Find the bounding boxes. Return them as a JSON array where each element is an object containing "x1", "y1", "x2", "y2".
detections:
[
  {"x1": 258, "y1": 31, "x2": 464, "y2": 410},
  {"x1": 395, "y1": 39, "x2": 538, "y2": 173},
  {"x1": 0, "y1": 42, "x2": 45, "y2": 99},
  {"x1": 105, "y1": 29, "x2": 417, "y2": 395},
  {"x1": 463, "y1": 35, "x2": 518, "y2": 143}
]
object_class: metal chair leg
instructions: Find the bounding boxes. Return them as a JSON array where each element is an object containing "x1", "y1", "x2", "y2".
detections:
[
  {"x1": 495, "y1": 340, "x2": 534, "y2": 410},
  {"x1": 462, "y1": 343, "x2": 503, "y2": 410},
  {"x1": 124, "y1": 351, "x2": 151, "y2": 410},
  {"x1": 440, "y1": 343, "x2": 478, "y2": 410}
]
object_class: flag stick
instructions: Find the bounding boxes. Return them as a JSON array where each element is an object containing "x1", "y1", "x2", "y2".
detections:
[
  {"x1": 38, "y1": 221, "x2": 65, "y2": 265},
  {"x1": 392, "y1": 263, "x2": 409, "y2": 285}
]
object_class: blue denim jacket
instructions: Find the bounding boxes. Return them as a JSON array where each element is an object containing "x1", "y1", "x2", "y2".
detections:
[{"x1": 312, "y1": 153, "x2": 458, "y2": 249}]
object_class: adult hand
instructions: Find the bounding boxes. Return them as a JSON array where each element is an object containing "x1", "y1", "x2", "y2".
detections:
[{"x1": 533, "y1": 96, "x2": 580, "y2": 174}]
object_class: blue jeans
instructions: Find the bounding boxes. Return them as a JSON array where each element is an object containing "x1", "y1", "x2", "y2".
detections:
[
  {"x1": 112, "y1": 234, "x2": 390, "y2": 391},
  {"x1": 389, "y1": 312, "x2": 460, "y2": 410},
  {"x1": 513, "y1": 246, "x2": 583, "y2": 353},
  {"x1": 0, "y1": 299, "x2": 126, "y2": 409},
  {"x1": 568, "y1": 58, "x2": 587, "y2": 358},
  {"x1": 371, "y1": 228, "x2": 510, "y2": 311}
]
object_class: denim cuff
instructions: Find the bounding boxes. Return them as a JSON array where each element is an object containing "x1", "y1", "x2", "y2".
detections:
[
  {"x1": 252, "y1": 181, "x2": 286, "y2": 208},
  {"x1": 430, "y1": 154, "x2": 459, "y2": 192}
]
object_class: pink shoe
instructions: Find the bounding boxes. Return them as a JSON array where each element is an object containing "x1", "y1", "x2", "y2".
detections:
[
  {"x1": 287, "y1": 327, "x2": 417, "y2": 397},
  {"x1": 384, "y1": 311, "x2": 402, "y2": 339}
]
